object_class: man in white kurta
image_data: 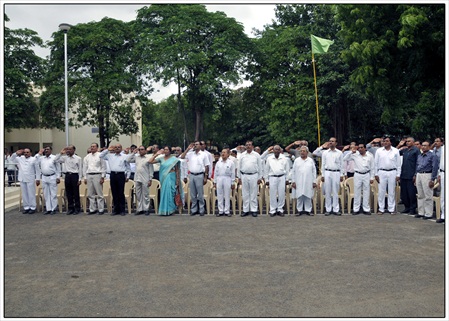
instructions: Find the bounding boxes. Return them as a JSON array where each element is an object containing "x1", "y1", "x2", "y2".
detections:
[
  {"x1": 343, "y1": 143, "x2": 374, "y2": 214},
  {"x1": 374, "y1": 136, "x2": 401, "y2": 214},
  {"x1": 213, "y1": 149, "x2": 236, "y2": 216},
  {"x1": 36, "y1": 146, "x2": 61, "y2": 214},
  {"x1": 127, "y1": 145, "x2": 154, "y2": 215},
  {"x1": 11, "y1": 149, "x2": 40, "y2": 214},
  {"x1": 321, "y1": 138, "x2": 344, "y2": 215},
  {"x1": 237, "y1": 141, "x2": 263, "y2": 217},
  {"x1": 264, "y1": 145, "x2": 290, "y2": 217},
  {"x1": 291, "y1": 146, "x2": 317, "y2": 215}
]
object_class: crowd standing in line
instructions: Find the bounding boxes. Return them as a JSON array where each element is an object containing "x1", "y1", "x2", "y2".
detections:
[{"x1": 7, "y1": 135, "x2": 445, "y2": 223}]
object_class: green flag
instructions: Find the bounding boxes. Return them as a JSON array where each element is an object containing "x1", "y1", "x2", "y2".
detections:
[{"x1": 311, "y1": 34, "x2": 334, "y2": 54}]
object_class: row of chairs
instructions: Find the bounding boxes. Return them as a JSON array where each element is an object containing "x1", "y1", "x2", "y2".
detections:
[{"x1": 19, "y1": 177, "x2": 442, "y2": 219}]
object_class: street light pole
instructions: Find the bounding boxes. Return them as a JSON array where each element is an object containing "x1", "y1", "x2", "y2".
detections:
[{"x1": 59, "y1": 23, "x2": 72, "y2": 146}]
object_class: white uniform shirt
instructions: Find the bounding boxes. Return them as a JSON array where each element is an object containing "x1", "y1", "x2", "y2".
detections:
[
  {"x1": 185, "y1": 150, "x2": 210, "y2": 174},
  {"x1": 99, "y1": 149, "x2": 131, "y2": 178},
  {"x1": 264, "y1": 154, "x2": 290, "y2": 180},
  {"x1": 321, "y1": 148, "x2": 344, "y2": 176},
  {"x1": 36, "y1": 154, "x2": 61, "y2": 178},
  {"x1": 214, "y1": 158, "x2": 236, "y2": 180},
  {"x1": 374, "y1": 147, "x2": 401, "y2": 177},
  {"x1": 83, "y1": 152, "x2": 107, "y2": 178},
  {"x1": 54, "y1": 154, "x2": 83, "y2": 180},
  {"x1": 343, "y1": 151, "x2": 375, "y2": 180},
  {"x1": 10, "y1": 153, "x2": 39, "y2": 182},
  {"x1": 237, "y1": 151, "x2": 263, "y2": 180}
]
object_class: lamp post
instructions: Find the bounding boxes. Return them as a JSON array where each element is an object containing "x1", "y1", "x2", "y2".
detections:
[{"x1": 59, "y1": 23, "x2": 72, "y2": 146}]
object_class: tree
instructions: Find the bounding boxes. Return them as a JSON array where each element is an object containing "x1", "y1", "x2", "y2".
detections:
[
  {"x1": 42, "y1": 17, "x2": 150, "y2": 147},
  {"x1": 134, "y1": 4, "x2": 253, "y2": 141},
  {"x1": 4, "y1": 14, "x2": 46, "y2": 130}
]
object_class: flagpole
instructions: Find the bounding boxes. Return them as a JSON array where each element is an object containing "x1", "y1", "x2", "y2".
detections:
[{"x1": 312, "y1": 52, "x2": 320, "y2": 146}]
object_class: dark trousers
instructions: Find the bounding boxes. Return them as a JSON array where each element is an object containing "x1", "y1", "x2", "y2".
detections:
[
  {"x1": 65, "y1": 173, "x2": 81, "y2": 211},
  {"x1": 7, "y1": 170, "x2": 17, "y2": 186},
  {"x1": 400, "y1": 178, "x2": 417, "y2": 213},
  {"x1": 111, "y1": 172, "x2": 126, "y2": 213}
]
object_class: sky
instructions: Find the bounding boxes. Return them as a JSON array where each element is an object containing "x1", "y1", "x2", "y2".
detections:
[{"x1": 3, "y1": 2, "x2": 277, "y2": 102}]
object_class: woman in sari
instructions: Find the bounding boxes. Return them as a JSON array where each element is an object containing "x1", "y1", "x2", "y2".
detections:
[{"x1": 149, "y1": 146, "x2": 184, "y2": 215}]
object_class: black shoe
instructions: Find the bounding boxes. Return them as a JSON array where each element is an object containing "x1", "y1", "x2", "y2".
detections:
[
  {"x1": 352, "y1": 211, "x2": 359, "y2": 215},
  {"x1": 277, "y1": 211, "x2": 284, "y2": 217},
  {"x1": 110, "y1": 212, "x2": 118, "y2": 216},
  {"x1": 241, "y1": 212, "x2": 249, "y2": 217},
  {"x1": 145, "y1": 212, "x2": 150, "y2": 216},
  {"x1": 190, "y1": 212, "x2": 198, "y2": 216},
  {"x1": 98, "y1": 211, "x2": 104, "y2": 215},
  {"x1": 436, "y1": 218, "x2": 445, "y2": 223},
  {"x1": 422, "y1": 216, "x2": 432, "y2": 220},
  {"x1": 88, "y1": 210, "x2": 97, "y2": 215},
  {"x1": 28, "y1": 209, "x2": 36, "y2": 214},
  {"x1": 401, "y1": 209, "x2": 410, "y2": 214},
  {"x1": 73, "y1": 210, "x2": 80, "y2": 215},
  {"x1": 324, "y1": 212, "x2": 331, "y2": 216},
  {"x1": 135, "y1": 211, "x2": 143, "y2": 215},
  {"x1": 199, "y1": 213, "x2": 205, "y2": 216},
  {"x1": 305, "y1": 212, "x2": 312, "y2": 216},
  {"x1": 44, "y1": 210, "x2": 51, "y2": 215},
  {"x1": 120, "y1": 212, "x2": 126, "y2": 216},
  {"x1": 269, "y1": 212, "x2": 276, "y2": 217},
  {"x1": 251, "y1": 212, "x2": 258, "y2": 217},
  {"x1": 415, "y1": 214, "x2": 424, "y2": 218},
  {"x1": 51, "y1": 210, "x2": 58, "y2": 215},
  {"x1": 23, "y1": 209, "x2": 30, "y2": 214},
  {"x1": 225, "y1": 213, "x2": 232, "y2": 217},
  {"x1": 334, "y1": 212, "x2": 342, "y2": 216},
  {"x1": 67, "y1": 209, "x2": 75, "y2": 215},
  {"x1": 363, "y1": 211, "x2": 371, "y2": 215},
  {"x1": 295, "y1": 212, "x2": 301, "y2": 216},
  {"x1": 215, "y1": 213, "x2": 222, "y2": 217}
]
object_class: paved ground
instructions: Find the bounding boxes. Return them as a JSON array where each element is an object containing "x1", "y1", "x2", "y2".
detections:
[{"x1": 3, "y1": 206, "x2": 446, "y2": 318}]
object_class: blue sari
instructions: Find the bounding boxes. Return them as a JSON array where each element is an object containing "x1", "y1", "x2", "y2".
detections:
[{"x1": 157, "y1": 156, "x2": 184, "y2": 215}]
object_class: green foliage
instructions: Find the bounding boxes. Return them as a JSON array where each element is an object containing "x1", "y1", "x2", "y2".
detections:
[
  {"x1": 4, "y1": 14, "x2": 46, "y2": 130},
  {"x1": 42, "y1": 17, "x2": 149, "y2": 147}
]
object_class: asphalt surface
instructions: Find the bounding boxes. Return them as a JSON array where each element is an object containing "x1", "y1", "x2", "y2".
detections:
[{"x1": 3, "y1": 206, "x2": 446, "y2": 318}]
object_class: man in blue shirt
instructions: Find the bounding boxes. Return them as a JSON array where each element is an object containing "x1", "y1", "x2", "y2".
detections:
[
  {"x1": 414, "y1": 141, "x2": 439, "y2": 219},
  {"x1": 397, "y1": 137, "x2": 420, "y2": 215}
]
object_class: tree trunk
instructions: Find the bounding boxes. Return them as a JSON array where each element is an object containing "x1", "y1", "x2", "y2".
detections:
[{"x1": 195, "y1": 108, "x2": 202, "y2": 141}]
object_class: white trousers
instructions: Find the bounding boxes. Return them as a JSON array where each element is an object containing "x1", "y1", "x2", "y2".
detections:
[
  {"x1": 354, "y1": 172, "x2": 370, "y2": 212},
  {"x1": 297, "y1": 195, "x2": 312, "y2": 213},
  {"x1": 377, "y1": 170, "x2": 397, "y2": 212},
  {"x1": 216, "y1": 176, "x2": 232, "y2": 214},
  {"x1": 242, "y1": 174, "x2": 258, "y2": 212},
  {"x1": 21, "y1": 181, "x2": 36, "y2": 210},
  {"x1": 441, "y1": 172, "x2": 445, "y2": 219},
  {"x1": 87, "y1": 174, "x2": 104, "y2": 212},
  {"x1": 416, "y1": 173, "x2": 433, "y2": 217},
  {"x1": 135, "y1": 181, "x2": 150, "y2": 212},
  {"x1": 268, "y1": 176, "x2": 286, "y2": 214},
  {"x1": 42, "y1": 177, "x2": 58, "y2": 211},
  {"x1": 324, "y1": 171, "x2": 341, "y2": 213}
]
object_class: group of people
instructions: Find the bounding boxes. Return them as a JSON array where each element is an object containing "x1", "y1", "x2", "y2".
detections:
[{"x1": 7, "y1": 135, "x2": 445, "y2": 223}]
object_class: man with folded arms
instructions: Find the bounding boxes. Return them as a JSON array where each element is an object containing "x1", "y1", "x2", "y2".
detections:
[
  {"x1": 83, "y1": 143, "x2": 107, "y2": 215},
  {"x1": 343, "y1": 143, "x2": 374, "y2": 215},
  {"x1": 180, "y1": 141, "x2": 210, "y2": 216},
  {"x1": 413, "y1": 141, "x2": 439, "y2": 220},
  {"x1": 264, "y1": 145, "x2": 290, "y2": 217}
]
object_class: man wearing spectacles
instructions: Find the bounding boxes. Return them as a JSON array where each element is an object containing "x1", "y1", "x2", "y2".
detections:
[{"x1": 11, "y1": 148, "x2": 40, "y2": 214}]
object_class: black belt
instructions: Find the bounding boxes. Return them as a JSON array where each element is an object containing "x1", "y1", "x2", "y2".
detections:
[
  {"x1": 65, "y1": 172, "x2": 79, "y2": 175},
  {"x1": 42, "y1": 173, "x2": 56, "y2": 176},
  {"x1": 380, "y1": 168, "x2": 396, "y2": 171},
  {"x1": 440, "y1": 169, "x2": 445, "y2": 172},
  {"x1": 190, "y1": 172, "x2": 204, "y2": 176},
  {"x1": 417, "y1": 171, "x2": 432, "y2": 174},
  {"x1": 355, "y1": 171, "x2": 369, "y2": 175},
  {"x1": 241, "y1": 171, "x2": 256, "y2": 175},
  {"x1": 325, "y1": 169, "x2": 339, "y2": 172},
  {"x1": 270, "y1": 174, "x2": 285, "y2": 177},
  {"x1": 111, "y1": 171, "x2": 125, "y2": 174},
  {"x1": 87, "y1": 172, "x2": 101, "y2": 175}
]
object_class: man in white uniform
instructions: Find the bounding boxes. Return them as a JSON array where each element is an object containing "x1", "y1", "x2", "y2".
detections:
[
  {"x1": 11, "y1": 148, "x2": 40, "y2": 214},
  {"x1": 291, "y1": 146, "x2": 317, "y2": 215},
  {"x1": 36, "y1": 146, "x2": 61, "y2": 214},
  {"x1": 264, "y1": 145, "x2": 290, "y2": 217},
  {"x1": 374, "y1": 136, "x2": 401, "y2": 214},
  {"x1": 343, "y1": 143, "x2": 374, "y2": 215},
  {"x1": 321, "y1": 137, "x2": 344, "y2": 215},
  {"x1": 237, "y1": 141, "x2": 263, "y2": 217},
  {"x1": 213, "y1": 149, "x2": 236, "y2": 216},
  {"x1": 437, "y1": 147, "x2": 445, "y2": 223}
]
